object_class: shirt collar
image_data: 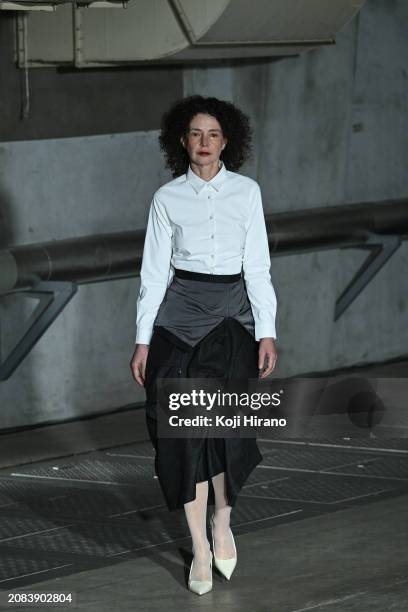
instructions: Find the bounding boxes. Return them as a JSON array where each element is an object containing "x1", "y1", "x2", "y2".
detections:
[{"x1": 186, "y1": 159, "x2": 228, "y2": 194}]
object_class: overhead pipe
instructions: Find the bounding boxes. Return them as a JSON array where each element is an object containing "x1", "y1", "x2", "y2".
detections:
[
  {"x1": 0, "y1": 198, "x2": 406, "y2": 379},
  {"x1": 0, "y1": 198, "x2": 407, "y2": 294}
]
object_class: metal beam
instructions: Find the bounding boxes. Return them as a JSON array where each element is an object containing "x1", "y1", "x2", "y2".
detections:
[{"x1": 0, "y1": 280, "x2": 77, "y2": 380}]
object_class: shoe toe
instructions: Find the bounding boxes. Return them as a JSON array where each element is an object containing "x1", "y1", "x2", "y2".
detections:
[
  {"x1": 214, "y1": 557, "x2": 237, "y2": 580},
  {"x1": 188, "y1": 580, "x2": 212, "y2": 595}
]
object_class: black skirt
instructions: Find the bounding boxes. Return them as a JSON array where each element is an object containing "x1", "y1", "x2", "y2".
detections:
[{"x1": 144, "y1": 316, "x2": 263, "y2": 512}]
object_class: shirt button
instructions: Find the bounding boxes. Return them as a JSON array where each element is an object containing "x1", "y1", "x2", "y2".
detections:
[
  {"x1": 210, "y1": 234, "x2": 214, "y2": 239},
  {"x1": 208, "y1": 195, "x2": 211, "y2": 199},
  {"x1": 209, "y1": 215, "x2": 213, "y2": 219},
  {"x1": 211, "y1": 254, "x2": 214, "y2": 258}
]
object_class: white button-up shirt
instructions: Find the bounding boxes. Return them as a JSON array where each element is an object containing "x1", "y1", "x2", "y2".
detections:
[{"x1": 135, "y1": 160, "x2": 277, "y2": 344}]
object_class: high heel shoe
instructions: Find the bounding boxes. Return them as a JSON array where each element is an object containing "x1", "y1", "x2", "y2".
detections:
[
  {"x1": 188, "y1": 547, "x2": 213, "y2": 595},
  {"x1": 210, "y1": 513, "x2": 237, "y2": 580}
]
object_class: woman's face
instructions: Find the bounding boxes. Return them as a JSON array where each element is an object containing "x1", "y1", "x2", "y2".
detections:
[{"x1": 180, "y1": 113, "x2": 227, "y2": 167}]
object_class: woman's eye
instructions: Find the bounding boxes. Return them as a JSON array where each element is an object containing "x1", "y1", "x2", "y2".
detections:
[{"x1": 190, "y1": 132, "x2": 220, "y2": 138}]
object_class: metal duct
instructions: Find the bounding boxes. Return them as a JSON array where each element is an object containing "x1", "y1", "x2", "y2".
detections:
[
  {"x1": 0, "y1": 0, "x2": 125, "y2": 8},
  {"x1": 14, "y1": 0, "x2": 366, "y2": 68}
]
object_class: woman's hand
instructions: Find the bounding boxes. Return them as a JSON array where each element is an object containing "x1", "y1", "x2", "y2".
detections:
[
  {"x1": 258, "y1": 338, "x2": 277, "y2": 378},
  {"x1": 130, "y1": 344, "x2": 149, "y2": 387}
]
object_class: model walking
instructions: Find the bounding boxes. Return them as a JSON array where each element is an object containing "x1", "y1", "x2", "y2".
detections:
[{"x1": 130, "y1": 95, "x2": 277, "y2": 595}]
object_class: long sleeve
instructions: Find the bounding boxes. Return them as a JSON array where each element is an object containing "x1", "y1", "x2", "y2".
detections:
[
  {"x1": 242, "y1": 183, "x2": 277, "y2": 341},
  {"x1": 135, "y1": 193, "x2": 173, "y2": 345}
]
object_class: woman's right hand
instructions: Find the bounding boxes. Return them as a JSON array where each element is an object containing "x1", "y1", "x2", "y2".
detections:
[{"x1": 130, "y1": 344, "x2": 149, "y2": 387}]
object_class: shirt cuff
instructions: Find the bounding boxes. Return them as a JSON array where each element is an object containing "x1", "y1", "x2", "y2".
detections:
[
  {"x1": 135, "y1": 329, "x2": 153, "y2": 345},
  {"x1": 255, "y1": 324, "x2": 277, "y2": 342}
]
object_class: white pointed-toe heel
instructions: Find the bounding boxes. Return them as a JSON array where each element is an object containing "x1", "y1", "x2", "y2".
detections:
[
  {"x1": 188, "y1": 547, "x2": 213, "y2": 595},
  {"x1": 210, "y1": 513, "x2": 237, "y2": 580}
]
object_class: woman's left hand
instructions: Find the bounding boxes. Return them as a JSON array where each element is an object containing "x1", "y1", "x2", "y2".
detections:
[{"x1": 258, "y1": 338, "x2": 277, "y2": 378}]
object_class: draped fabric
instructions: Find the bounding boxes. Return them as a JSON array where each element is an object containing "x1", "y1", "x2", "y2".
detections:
[{"x1": 144, "y1": 317, "x2": 263, "y2": 511}]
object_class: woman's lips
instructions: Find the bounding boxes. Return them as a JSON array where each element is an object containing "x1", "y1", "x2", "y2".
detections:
[{"x1": 199, "y1": 152, "x2": 211, "y2": 156}]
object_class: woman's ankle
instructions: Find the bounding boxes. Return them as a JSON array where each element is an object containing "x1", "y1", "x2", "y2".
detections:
[
  {"x1": 193, "y1": 540, "x2": 211, "y2": 557},
  {"x1": 212, "y1": 510, "x2": 231, "y2": 529}
]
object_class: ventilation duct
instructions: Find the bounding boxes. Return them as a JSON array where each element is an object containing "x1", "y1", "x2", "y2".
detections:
[
  {"x1": 12, "y1": 0, "x2": 366, "y2": 68},
  {"x1": 0, "y1": 0, "x2": 125, "y2": 9}
]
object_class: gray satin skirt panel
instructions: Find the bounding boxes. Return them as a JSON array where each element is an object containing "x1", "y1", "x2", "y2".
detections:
[
  {"x1": 153, "y1": 273, "x2": 256, "y2": 347},
  {"x1": 143, "y1": 273, "x2": 263, "y2": 512}
]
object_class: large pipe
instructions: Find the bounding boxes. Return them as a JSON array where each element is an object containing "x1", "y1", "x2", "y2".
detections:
[
  {"x1": 267, "y1": 198, "x2": 408, "y2": 253},
  {"x1": 0, "y1": 231, "x2": 145, "y2": 293},
  {"x1": 0, "y1": 199, "x2": 407, "y2": 294}
]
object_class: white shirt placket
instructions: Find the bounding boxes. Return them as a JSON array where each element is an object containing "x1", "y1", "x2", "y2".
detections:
[{"x1": 206, "y1": 186, "x2": 216, "y2": 271}]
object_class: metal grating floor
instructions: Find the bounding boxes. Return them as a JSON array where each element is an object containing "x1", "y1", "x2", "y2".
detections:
[{"x1": 0, "y1": 434, "x2": 407, "y2": 590}]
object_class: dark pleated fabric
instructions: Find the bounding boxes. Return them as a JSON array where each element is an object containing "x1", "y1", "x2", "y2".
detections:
[{"x1": 144, "y1": 317, "x2": 263, "y2": 512}]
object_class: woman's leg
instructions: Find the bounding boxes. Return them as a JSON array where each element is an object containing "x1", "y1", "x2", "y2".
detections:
[
  {"x1": 211, "y1": 472, "x2": 235, "y2": 558},
  {"x1": 184, "y1": 480, "x2": 212, "y2": 581}
]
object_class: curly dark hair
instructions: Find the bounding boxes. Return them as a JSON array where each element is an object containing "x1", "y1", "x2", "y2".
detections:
[{"x1": 158, "y1": 95, "x2": 253, "y2": 178}]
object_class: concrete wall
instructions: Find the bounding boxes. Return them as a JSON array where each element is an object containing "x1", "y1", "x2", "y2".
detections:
[
  {"x1": 1, "y1": 0, "x2": 407, "y2": 429},
  {"x1": 0, "y1": 132, "x2": 173, "y2": 429},
  {"x1": 183, "y1": 0, "x2": 408, "y2": 373}
]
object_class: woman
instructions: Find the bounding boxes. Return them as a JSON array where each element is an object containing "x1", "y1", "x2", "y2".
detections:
[{"x1": 130, "y1": 95, "x2": 277, "y2": 595}]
